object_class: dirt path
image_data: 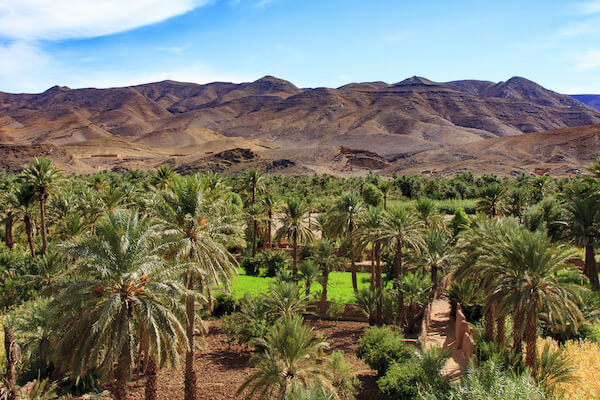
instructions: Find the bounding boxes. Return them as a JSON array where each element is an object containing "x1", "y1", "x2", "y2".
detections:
[{"x1": 422, "y1": 297, "x2": 466, "y2": 382}]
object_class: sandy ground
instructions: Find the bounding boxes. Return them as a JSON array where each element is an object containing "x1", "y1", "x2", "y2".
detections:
[{"x1": 80, "y1": 319, "x2": 383, "y2": 400}]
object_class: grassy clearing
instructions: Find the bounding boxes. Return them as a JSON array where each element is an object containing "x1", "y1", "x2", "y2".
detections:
[
  {"x1": 387, "y1": 198, "x2": 477, "y2": 214},
  {"x1": 231, "y1": 268, "x2": 375, "y2": 303}
]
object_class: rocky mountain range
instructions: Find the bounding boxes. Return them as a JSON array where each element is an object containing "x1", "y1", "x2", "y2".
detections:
[{"x1": 0, "y1": 75, "x2": 599, "y2": 176}]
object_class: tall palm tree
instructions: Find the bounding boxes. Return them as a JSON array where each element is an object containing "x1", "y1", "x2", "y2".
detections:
[
  {"x1": 261, "y1": 193, "x2": 278, "y2": 249},
  {"x1": 506, "y1": 187, "x2": 528, "y2": 222},
  {"x1": 160, "y1": 176, "x2": 240, "y2": 400},
  {"x1": 476, "y1": 184, "x2": 506, "y2": 218},
  {"x1": 415, "y1": 198, "x2": 436, "y2": 227},
  {"x1": 311, "y1": 238, "x2": 346, "y2": 301},
  {"x1": 323, "y1": 193, "x2": 365, "y2": 292},
  {"x1": 22, "y1": 157, "x2": 63, "y2": 256},
  {"x1": 242, "y1": 168, "x2": 265, "y2": 206},
  {"x1": 566, "y1": 194, "x2": 600, "y2": 291},
  {"x1": 237, "y1": 316, "x2": 331, "y2": 399},
  {"x1": 246, "y1": 204, "x2": 264, "y2": 257},
  {"x1": 0, "y1": 185, "x2": 18, "y2": 249},
  {"x1": 15, "y1": 184, "x2": 38, "y2": 257},
  {"x1": 489, "y1": 229, "x2": 583, "y2": 369},
  {"x1": 275, "y1": 198, "x2": 314, "y2": 277},
  {"x1": 151, "y1": 164, "x2": 176, "y2": 191},
  {"x1": 52, "y1": 211, "x2": 189, "y2": 400},
  {"x1": 356, "y1": 206, "x2": 386, "y2": 325},
  {"x1": 380, "y1": 206, "x2": 424, "y2": 327},
  {"x1": 418, "y1": 227, "x2": 453, "y2": 292},
  {"x1": 379, "y1": 181, "x2": 392, "y2": 210}
]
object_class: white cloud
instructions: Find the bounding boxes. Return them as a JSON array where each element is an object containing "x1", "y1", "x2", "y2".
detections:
[
  {"x1": 575, "y1": 0, "x2": 600, "y2": 14},
  {"x1": 0, "y1": 41, "x2": 58, "y2": 92},
  {"x1": 0, "y1": 0, "x2": 209, "y2": 40},
  {"x1": 574, "y1": 49, "x2": 600, "y2": 70}
]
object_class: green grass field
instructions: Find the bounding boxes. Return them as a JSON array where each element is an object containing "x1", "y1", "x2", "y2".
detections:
[{"x1": 231, "y1": 268, "x2": 375, "y2": 303}]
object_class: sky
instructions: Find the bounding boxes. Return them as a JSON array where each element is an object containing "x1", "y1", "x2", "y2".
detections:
[{"x1": 0, "y1": 0, "x2": 599, "y2": 94}]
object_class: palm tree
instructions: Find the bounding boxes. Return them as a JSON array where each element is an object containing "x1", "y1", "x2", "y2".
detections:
[
  {"x1": 299, "y1": 259, "x2": 319, "y2": 297},
  {"x1": 275, "y1": 198, "x2": 314, "y2": 277},
  {"x1": 506, "y1": 187, "x2": 528, "y2": 222},
  {"x1": 237, "y1": 316, "x2": 331, "y2": 399},
  {"x1": 419, "y1": 227, "x2": 453, "y2": 293},
  {"x1": 566, "y1": 194, "x2": 600, "y2": 291},
  {"x1": 356, "y1": 206, "x2": 386, "y2": 325},
  {"x1": 312, "y1": 238, "x2": 346, "y2": 302},
  {"x1": 160, "y1": 176, "x2": 240, "y2": 400},
  {"x1": 323, "y1": 193, "x2": 364, "y2": 292},
  {"x1": 263, "y1": 281, "x2": 311, "y2": 319},
  {"x1": 52, "y1": 211, "x2": 189, "y2": 400},
  {"x1": 415, "y1": 198, "x2": 436, "y2": 227},
  {"x1": 15, "y1": 184, "x2": 38, "y2": 257},
  {"x1": 246, "y1": 204, "x2": 263, "y2": 257},
  {"x1": 380, "y1": 206, "x2": 424, "y2": 327},
  {"x1": 261, "y1": 193, "x2": 278, "y2": 249},
  {"x1": 476, "y1": 184, "x2": 506, "y2": 218},
  {"x1": 0, "y1": 186, "x2": 18, "y2": 250},
  {"x1": 22, "y1": 157, "x2": 63, "y2": 256},
  {"x1": 151, "y1": 164, "x2": 176, "y2": 191},
  {"x1": 11, "y1": 298, "x2": 55, "y2": 372},
  {"x1": 242, "y1": 168, "x2": 265, "y2": 206},
  {"x1": 380, "y1": 181, "x2": 392, "y2": 210},
  {"x1": 4, "y1": 324, "x2": 19, "y2": 400},
  {"x1": 489, "y1": 229, "x2": 583, "y2": 369}
]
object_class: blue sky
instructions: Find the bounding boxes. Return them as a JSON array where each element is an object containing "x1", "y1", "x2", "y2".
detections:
[{"x1": 1, "y1": 0, "x2": 599, "y2": 94}]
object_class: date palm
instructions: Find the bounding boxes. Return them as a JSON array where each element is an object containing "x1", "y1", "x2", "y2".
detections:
[
  {"x1": 323, "y1": 193, "x2": 364, "y2": 292},
  {"x1": 151, "y1": 165, "x2": 176, "y2": 191},
  {"x1": 15, "y1": 184, "x2": 38, "y2": 257},
  {"x1": 242, "y1": 168, "x2": 265, "y2": 205},
  {"x1": 22, "y1": 157, "x2": 63, "y2": 256},
  {"x1": 0, "y1": 184, "x2": 18, "y2": 250},
  {"x1": 356, "y1": 206, "x2": 386, "y2": 325},
  {"x1": 237, "y1": 316, "x2": 331, "y2": 399},
  {"x1": 52, "y1": 211, "x2": 189, "y2": 400},
  {"x1": 380, "y1": 206, "x2": 424, "y2": 327},
  {"x1": 489, "y1": 228, "x2": 583, "y2": 369},
  {"x1": 312, "y1": 238, "x2": 346, "y2": 302},
  {"x1": 261, "y1": 193, "x2": 278, "y2": 249},
  {"x1": 160, "y1": 176, "x2": 240, "y2": 400},
  {"x1": 418, "y1": 227, "x2": 453, "y2": 292},
  {"x1": 566, "y1": 194, "x2": 600, "y2": 291},
  {"x1": 275, "y1": 198, "x2": 314, "y2": 277},
  {"x1": 476, "y1": 184, "x2": 506, "y2": 218}
]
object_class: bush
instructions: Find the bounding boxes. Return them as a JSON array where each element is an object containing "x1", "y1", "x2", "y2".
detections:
[
  {"x1": 356, "y1": 326, "x2": 414, "y2": 375},
  {"x1": 327, "y1": 298, "x2": 345, "y2": 321},
  {"x1": 241, "y1": 256, "x2": 260, "y2": 276},
  {"x1": 328, "y1": 351, "x2": 360, "y2": 399},
  {"x1": 362, "y1": 183, "x2": 382, "y2": 207},
  {"x1": 377, "y1": 361, "x2": 422, "y2": 400},
  {"x1": 213, "y1": 293, "x2": 238, "y2": 317},
  {"x1": 256, "y1": 250, "x2": 289, "y2": 277}
]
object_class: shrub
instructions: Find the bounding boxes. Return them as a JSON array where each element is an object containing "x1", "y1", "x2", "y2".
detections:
[
  {"x1": 241, "y1": 256, "x2": 260, "y2": 276},
  {"x1": 356, "y1": 326, "x2": 414, "y2": 375},
  {"x1": 256, "y1": 250, "x2": 289, "y2": 277},
  {"x1": 327, "y1": 298, "x2": 345, "y2": 321},
  {"x1": 213, "y1": 293, "x2": 238, "y2": 317},
  {"x1": 362, "y1": 183, "x2": 382, "y2": 207},
  {"x1": 328, "y1": 351, "x2": 360, "y2": 399},
  {"x1": 377, "y1": 361, "x2": 422, "y2": 400}
]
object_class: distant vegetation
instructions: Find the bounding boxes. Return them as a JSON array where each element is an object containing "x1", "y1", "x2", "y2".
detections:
[{"x1": 0, "y1": 160, "x2": 600, "y2": 399}]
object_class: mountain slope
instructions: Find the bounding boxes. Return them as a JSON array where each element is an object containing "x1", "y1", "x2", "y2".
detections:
[
  {"x1": 571, "y1": 95, "x2": 600, "y2": 111},
  {"x1": 0, "y1": 75, "x2": 599, "y2": 174}
]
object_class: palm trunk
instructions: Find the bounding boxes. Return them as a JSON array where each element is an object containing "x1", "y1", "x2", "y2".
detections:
[
  {"x1": 496, "y1": 312, "x2": 506, "y2": 345},
  {"x1": 292, "y1": 231, "x2": 298, "y2": 277},
  {"x1": 585, "y1": 245, "x2": 600, "y2": 291},
  {"x1": 184, "y1": 277, "x2": 197, "y2": 400},
  {"x1": 114, "y1": 354, "x2": 129, "y2": 400},
  {"x1": 24, "y1": 213, "x2": 35, "y2": 258},
  {"x1": 251, "y1": 220, "x2": 257, "y2": 257},
  {"x1": 383, "y1": 194, "x2": 387, "y2": 210},
  {"x1": 513, "y1": 308, "x2": 524, "y2": 355},
  {"x1": 5, "y1": 214, "x2": 14, "y2": 249},
  {"x1": 484, "y1": 301, "x2": 495, "y2": 343},
  {"x1": 321, "y1": 272, "x2": 328, "y2": 301},
  {"x1": 4, "y1": 325, "x2": 18, "y2": 400},
  {"x1": 525, "y1": 307, "x2": 537, "y2": 369},
  {"x1": 370, "y1": 247, "x2": 375, "y2": 290},
  {"x1": 349, "y1": 223, "x2": 358, "y2": 293},
  {"x1": 145, "y1": 357, "x2": 158, "y2": 400},
  {"x1": 375, "y1": 242, "x2": 383, "y2": 325},
  {"x1": 306, "y1": 280, "x2": 311, "y2": 296},
  {"x1": 267, "y1": 212, "x2": 272, "y2": 248},
  {"x1": 431, "y1": 264, "x2": 439, "y2": 293},
  {"x1": 39, "y1": 196, "x2": 48, "y2": 256},
  {"x1": 394, "y1": 242, "x2": 406, "y2": 328}
]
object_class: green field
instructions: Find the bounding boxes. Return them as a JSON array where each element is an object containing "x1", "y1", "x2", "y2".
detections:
[{"x1": 231, "y1": 268, "x2": 375, "y2": 303}]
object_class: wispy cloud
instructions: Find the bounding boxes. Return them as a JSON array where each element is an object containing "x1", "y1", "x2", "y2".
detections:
[
  {"x1": 555, "y1": 17, "x2": 600, "y2": 37},
  {"x1": 574, "y1": 49, "x2": 600, "y2": 70},
  {"x1": 0, "y1": 0, "x2": 210, "y2": 40},
  {"x1": 574, "y1": 0, "x2": 600, "y2": 14}
]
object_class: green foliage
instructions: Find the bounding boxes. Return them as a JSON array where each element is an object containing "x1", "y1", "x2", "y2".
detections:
[
  {"x1": 356, "y1": 326, "x2": 413, "y2": 375},
  {"x1": 361, "y1": 183, "x2": 382, "y2": 207},
  {"x1": 377, "y1": 361, "x2": 422, "y2": 399},
  {"x1": 213, "y1": 292, "x2": 238, "y2": 317},
  {"x1": 241, "y1": 256, "x2": 261, "y2": 276},
  {"x1": 326, "y1": 298, "x2": 345, "y2": 321},
  {"x1": 257, "y1": 250, "x2": 289, "y2": 277},
  {"x1": 327, "y1": 351, "x2": 360, "y2": 399}
]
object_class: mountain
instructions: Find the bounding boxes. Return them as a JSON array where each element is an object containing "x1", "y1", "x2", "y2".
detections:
[
  {"x1": 1, "y1": 75, "x2": 600, "y2": 175},
  {"x1": 571, "y1": 95, "x2": 600, "y2": 111}
]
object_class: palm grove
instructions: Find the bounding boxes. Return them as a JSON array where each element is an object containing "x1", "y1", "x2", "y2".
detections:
[{"x1": 0, "y1": 159, "x2": 599, "y2": 399}]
